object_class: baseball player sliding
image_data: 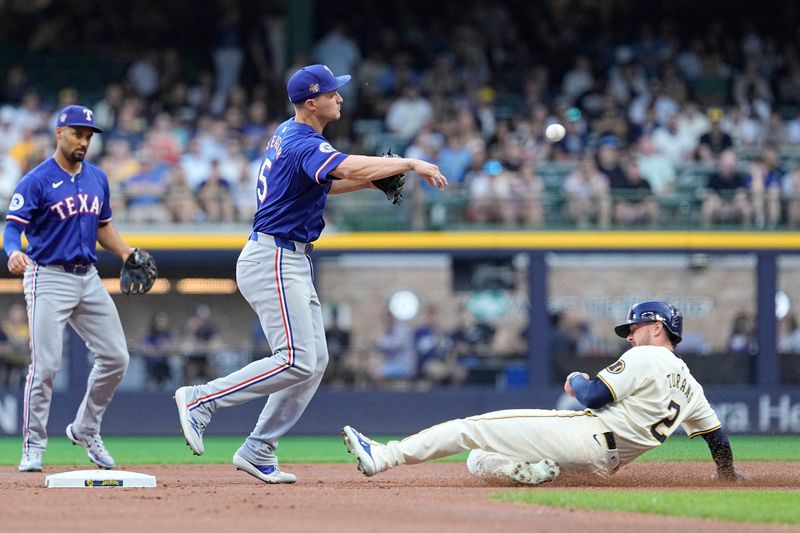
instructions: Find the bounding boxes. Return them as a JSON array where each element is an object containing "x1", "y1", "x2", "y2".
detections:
[
  {"x1": 174, "y1": 64, "x2": 447, "y2": 483},
  {"x1": 4, "y1": 105, "x2": 154, "y2": 472},
  {"x1": 343, "y1": 301, "x2": 743, "y2": 485}
]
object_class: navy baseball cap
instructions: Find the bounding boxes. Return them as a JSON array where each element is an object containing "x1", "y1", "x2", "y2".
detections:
[
  {"x1": 56, "y1": 105, "x2": 103, "y2": 133},
  {"x1": 287, "y1": 64, "x2": 351, "y2": 104}
]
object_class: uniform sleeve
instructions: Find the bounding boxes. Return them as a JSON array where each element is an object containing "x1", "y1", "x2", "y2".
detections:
[
  {"x1": 298, "y1": 137, "x2": 349, "y2": 184},
  {"x1": 595, "y1": 351, "x2": 641, "y2": 403},
  {"x1": 99, "y1": 170, "x2": 112, "y2": 223},
  {"x1": 5, "y1": 176, "x2": 40, "y2": 224},
  {"x1": 681, "y1": 388, "x2": 722, "y2": 438}
]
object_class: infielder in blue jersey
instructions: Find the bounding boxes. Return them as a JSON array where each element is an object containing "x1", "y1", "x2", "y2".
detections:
[
  {"x1": 175, "y1": 64, "x2": 448, "y2": 484},
  {"x1": 5, "y1": 105, "x2": 138, "y2": 472}
]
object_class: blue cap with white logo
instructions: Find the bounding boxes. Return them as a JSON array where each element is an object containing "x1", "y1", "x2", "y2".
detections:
[
  {"x1": 287, "y1": 64, "x2": 351, "y2": 104},
  {"x1": 56, "y1": 105, "x2": 103, "y2": 133}
]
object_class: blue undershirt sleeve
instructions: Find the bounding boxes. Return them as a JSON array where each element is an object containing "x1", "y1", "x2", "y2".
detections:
[
  {"x1": 569, "y1": 374, "x2": 614, "y2": 409},
  {"x1": 3, "y1": 220, "x2": 24, "y2": 257}
]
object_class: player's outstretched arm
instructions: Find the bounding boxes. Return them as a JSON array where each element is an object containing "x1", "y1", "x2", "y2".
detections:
[
  {"x1": 331, "y1": 155, "x2": 448, "y2": 190},
  {"x1": 701, "y1": 428, "x2": 744, "y2": 482}
]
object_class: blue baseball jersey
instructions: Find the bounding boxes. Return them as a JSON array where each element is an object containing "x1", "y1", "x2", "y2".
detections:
[
  {"x1": 251, "y1": 118, "x2": 349, "y2": 243},
  {"x1": 5, "y1": 157, "x2": 112, "y2": 265}
]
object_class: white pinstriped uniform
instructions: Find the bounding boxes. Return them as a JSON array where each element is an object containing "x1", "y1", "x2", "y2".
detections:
[{"x1": 377, "y1": 346, "x2": 721, "y2": 477}]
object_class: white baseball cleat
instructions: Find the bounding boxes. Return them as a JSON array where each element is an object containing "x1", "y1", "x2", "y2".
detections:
[
  {"x1": 232, "y1": 452, "x2": 297, "y2": 484},
  {"x1": 506, "y1": 458, "x2": 560, "y2": 485},
  {"x1": 18, "y1": 450, "x2": 43, "y2": 472},
  {"x1": 342, "y1": 425, "x2": 383, "y2": 477},
  {"x1": 66, "y1": 424, "x2": 115, "y2": 469},
  {"x1": 174, "y1": 386, "x2": 206, "y2": 456}
]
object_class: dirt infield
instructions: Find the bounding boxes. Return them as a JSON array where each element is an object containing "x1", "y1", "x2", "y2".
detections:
[{"x1": 3, "y1": 461, "x2": 797, "y2": 533}]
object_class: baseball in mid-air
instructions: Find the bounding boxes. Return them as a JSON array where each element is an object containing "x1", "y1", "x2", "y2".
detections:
[{"x1": 545, "y1": 123, "x2": 566, "y2": 141}]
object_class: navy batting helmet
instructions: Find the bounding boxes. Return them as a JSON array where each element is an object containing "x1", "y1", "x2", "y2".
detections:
[{"x1": 614, "y1": 301, "x2": 682, "y2": 344}]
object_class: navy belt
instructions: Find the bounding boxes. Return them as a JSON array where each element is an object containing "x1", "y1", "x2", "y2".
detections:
[
  {"x1": 250, "y1": 232, "x2": 313, "y2": 253},
  {"x1": 50, "y1": 263, "x2": 92, "y2": 275}
]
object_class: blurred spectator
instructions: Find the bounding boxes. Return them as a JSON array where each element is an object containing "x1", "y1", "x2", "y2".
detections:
[
  {"x1": 181, "y1": 304, "x2": 222, "y2": 385},
  {"x1": 0, "y1": 303, "x2": 29, "y2": 389},
  {"x1": 561, "y1": 55, "x2": 595, "y2": 104},
  {"x1": 513, "y1": 161, "x2": 545, "y2": 228},
  {"x1": 700, "y1": 149, "x2": 753, "y2": 228},
  {"x1": 413, "y1": 305, "x2": 465, "y2": 388},
  {"x1": 612, "y1": 159, "x2": 659, "y2": 227},
  {"x1": 437, "y1": 125, "x2": 475, "y2": 187},
  {"x1": 385, "y1": 84, "x2": 433, "y2": 143},
  {"x1": 93, "y1": 83, "x2": 124, "y2": 132},
  {"x1": 651, "y1": 112, "x2": 695, "y2": 167},
  {"x1": 210, "y1": 6, "x2": 244, "y2": 116},
  {"x1": 322, "y1": 304, "x2": 354, "y2": 386},
  {"x1": 127, "y1": 51, "x2": 160, "y2": 100},
  {"x1": 676, "y1": 101, "x2": 710, "y2": 146},
  {"x1": 746, "y1": 146, "x2": 782, "y2": 228},
  {"x1": 778, "y1": 314, "x2": 800, "y2": 354},
  {"x1": 450, "y1": 306, "x2": 495, "y2": 371},
  {"x1": 122, "y1": 147, "x2": 171, "y2": 224},
  {"x1": 551, "y1": 118, "x2": 588, "y2": 161},
  {"x1": 312, "y1": 23, "x2": 361, "y2": 106},
  {"x1": 563, "y1": 154, "x2": 612, "y2": 229},
  {"x1": 164, "y1": 164, "x2": 200, "y2": 223},
  {"x1": 372, "y1": 309, "x2": 416, "y2": 387},
  {"x1": 467, "y1": 158, "x2": 515, "y2": 226},
  {"x1": 728, "y1": 311, "x2": 758, "y2": 356},
  {"x1": 248, "y1": 12, "x2": 288, "y2": 84},
  {"x1": 782, "y1": 162, "x2": 800, "y2": 228},
  {"x1": 595, "y1": 135, "x2": 624, "y2": 182},
  {"x1": 0, "y1": 145, "x2": 22, "y2": 208},
  {"x1": 197, "y1": 159, "x2": 236, "y2": 222},
  {"x1": 636, "y1": 134, "x2": 676, "y2": 195},
  {"x1": 180, "y1": 137, "x2": 212, "y2": 189},
  {"x1": 140, "y1": 310, "x2": 174, "y2": 391},
  {"x1": 696, "y1": 108, "x2": 733, "y2": 163}
]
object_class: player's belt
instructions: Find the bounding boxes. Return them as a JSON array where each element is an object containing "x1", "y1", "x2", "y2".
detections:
[
  {"x1": 47, "y1": 263, "x2": 93, "y2": 275},
  {"x1": 602, "y1": 432, "x2": 617, "y2": 450},
  {"x1": 250, "y1": 232, "x2": 314, "y2": 254}
]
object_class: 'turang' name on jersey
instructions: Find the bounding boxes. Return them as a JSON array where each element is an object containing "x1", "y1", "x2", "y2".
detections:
[
  {"x1": 49, "y1": 193, "x2": 103, "y2": 220},
  {"x1": 666, "y1": 372, "x2": 694, "y2": 403}
]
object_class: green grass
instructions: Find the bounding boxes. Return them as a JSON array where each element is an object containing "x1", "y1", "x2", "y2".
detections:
[
  {"x1": 493, "y1": 491, "x2": 800, "y2": 526},
  {"x1": 1, "y1": 434, "x2": 797, "y2": 466}
]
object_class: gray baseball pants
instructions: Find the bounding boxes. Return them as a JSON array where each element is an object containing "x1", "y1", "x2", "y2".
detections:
[{"x1": 21, "y1": 264, "x2": 129, "y2": 454}]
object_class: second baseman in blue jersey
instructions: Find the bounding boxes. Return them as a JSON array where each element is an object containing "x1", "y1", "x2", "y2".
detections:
[
  {"x1": 4, "y1": 105, "x2": 140, "y2": 473},
  {"x1": 175, "y1": 64, "x2": 448, "y2": 484}
]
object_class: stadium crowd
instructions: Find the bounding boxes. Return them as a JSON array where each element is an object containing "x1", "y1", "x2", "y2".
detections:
[{"x1": 1, "y1": 2, "x2": 800, "y2": 230}]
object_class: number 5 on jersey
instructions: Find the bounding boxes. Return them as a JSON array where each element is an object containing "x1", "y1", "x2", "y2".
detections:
[{"x1": 256, "y1": 158, "x2": 271, "y2": 205}]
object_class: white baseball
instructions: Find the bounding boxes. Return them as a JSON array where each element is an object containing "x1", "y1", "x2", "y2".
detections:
[{"x1": 545, "y1": 123, "x2": 566, "y2": 141}]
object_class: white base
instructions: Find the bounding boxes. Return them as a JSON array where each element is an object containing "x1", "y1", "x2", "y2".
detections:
[{"x1": 45, "y1": 469, "x2": 157, "y2": 488}]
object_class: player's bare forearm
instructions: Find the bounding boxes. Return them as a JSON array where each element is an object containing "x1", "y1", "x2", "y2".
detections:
[
  {"x1": 97, "y1": 222, "x2": 134, "y2": 261},
  {"x1": 329, "y1": 179, "x2": 373, "y2": 195},
  {"x1": 331, "y1": 155, "x2": 447, "y2": 189}
]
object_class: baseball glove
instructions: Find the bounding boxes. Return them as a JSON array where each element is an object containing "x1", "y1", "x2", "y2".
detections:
[
  {"x1": 373, "y1": 148, "x2": 406, "y2": 205},
  {"x1": 120, "y1": 248, "x2": 158, "y2": 295}
]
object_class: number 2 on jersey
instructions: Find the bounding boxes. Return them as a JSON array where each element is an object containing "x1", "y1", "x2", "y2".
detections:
[{"x1": 650, "y1": 400, "x2": 681, "y2": 443}]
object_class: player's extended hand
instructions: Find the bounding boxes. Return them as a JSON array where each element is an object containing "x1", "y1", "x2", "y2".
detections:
[
  {"x1": 7, "y1": 250, "x2": 31, "y2": 276},
  {"x1": 412, "y1": 160, "x2": 448, "y2": 190},
  {"x1": 564, "y1": 371, "x2": 590, "y2": 398}
]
